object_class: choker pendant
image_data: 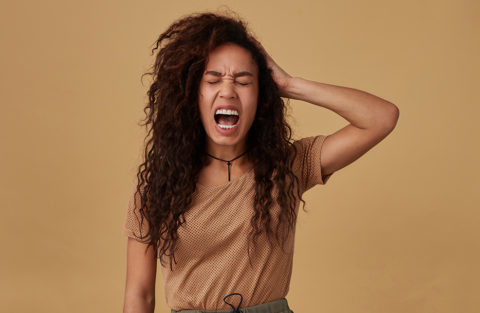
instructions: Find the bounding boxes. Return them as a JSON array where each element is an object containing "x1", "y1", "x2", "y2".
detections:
[{"x1": 205, "y1": 150, "x2": 249, "y2": 181}]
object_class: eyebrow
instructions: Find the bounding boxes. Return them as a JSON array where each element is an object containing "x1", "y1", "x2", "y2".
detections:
[{"x1": 204, "y1": 70, "x2": 254, "y2": 78}]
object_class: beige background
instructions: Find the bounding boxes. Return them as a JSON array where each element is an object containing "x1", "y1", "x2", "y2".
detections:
[{"x1": 1, "y1": 0, "x2": 478, "y2": 312}]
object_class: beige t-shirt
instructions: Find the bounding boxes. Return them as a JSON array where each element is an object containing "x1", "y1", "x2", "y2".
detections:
[{"x1": 123, "y1": 135, "x2": 333, "y2": 310}]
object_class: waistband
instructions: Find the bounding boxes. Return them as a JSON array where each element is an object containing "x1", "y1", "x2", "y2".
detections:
[{"x1": 170, "y1": 293, "x2": 292, "y2": 313}]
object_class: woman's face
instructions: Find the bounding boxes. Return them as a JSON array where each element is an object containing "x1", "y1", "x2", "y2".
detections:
[{"x1": 198, "y1": 43, "x2": 259, "y2": 150}]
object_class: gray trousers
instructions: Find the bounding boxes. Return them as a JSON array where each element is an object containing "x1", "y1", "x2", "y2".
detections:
[{"x1": 170, "y1": 298, "x2": 294, "y2": 313}]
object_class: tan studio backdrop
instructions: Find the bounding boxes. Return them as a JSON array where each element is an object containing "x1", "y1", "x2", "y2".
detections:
[{"x1": 1, "y1": 0, "x2": 478, "y2": 312}]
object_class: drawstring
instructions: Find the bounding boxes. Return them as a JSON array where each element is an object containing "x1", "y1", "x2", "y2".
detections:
[{"x1": 223, "y1": 293, "x2": 243, "y2": 313}]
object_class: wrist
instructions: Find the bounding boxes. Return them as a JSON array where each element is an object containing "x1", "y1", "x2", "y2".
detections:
[{"x1": 283, "y1": 76, "x2": 307, "y2": 101}]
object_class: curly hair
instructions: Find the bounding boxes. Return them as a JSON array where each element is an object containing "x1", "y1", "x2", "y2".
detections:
[{"x1": 131, "y1": 11, "x2": 306, "y2": 270}]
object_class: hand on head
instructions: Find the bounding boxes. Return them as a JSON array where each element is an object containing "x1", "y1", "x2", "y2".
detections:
[{"x1": 248, "y1": 34, "x2": 293, "y2": 98}]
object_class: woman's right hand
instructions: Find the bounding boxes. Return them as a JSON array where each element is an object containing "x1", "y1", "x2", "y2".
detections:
[{"x1": 248, "y1": 35, "x2": 293, "y2": 98}]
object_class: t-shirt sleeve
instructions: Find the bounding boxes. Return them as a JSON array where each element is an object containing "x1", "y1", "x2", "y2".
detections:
[
  {"x1": 292, "y1": 134, "x2": 334, "y2": 193},
  {"x1": 123, "y1": 177, "x2": 151, "y2": 243}
]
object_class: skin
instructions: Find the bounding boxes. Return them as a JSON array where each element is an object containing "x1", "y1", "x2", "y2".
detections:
[
  {"x1": 249, "y1": 35, "x2": 399, "y2": 179},
  {"x1": 197, "y1": 43, "x2": 259, "y2": 186},
  {"x1": 124, "y1": 238, "x2": 156, "y2": 313},
  {"x1": 124, "y1": 37, "x2": 399, "y2": 313}
]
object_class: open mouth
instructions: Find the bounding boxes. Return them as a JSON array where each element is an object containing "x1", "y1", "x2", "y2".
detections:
[{"x1": 214, "y1": 109, "x2": 240, "y2": 129}]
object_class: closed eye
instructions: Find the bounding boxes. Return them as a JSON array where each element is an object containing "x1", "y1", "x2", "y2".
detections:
[
  {"x1": 207, "y1": 81, "x2": 220, "y2": 85},
  {"x1": 235, "y1": 82, "x2": 250, "y2": 86}
]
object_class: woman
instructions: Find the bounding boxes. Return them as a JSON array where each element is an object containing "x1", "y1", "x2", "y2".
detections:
[{"x1": 123, "y1": 11, "x2": 399, "y2": 313}]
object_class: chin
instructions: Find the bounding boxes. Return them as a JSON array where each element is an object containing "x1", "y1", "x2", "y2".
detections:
[{"x1": 211, "y1": 136, "x2": 242, "y2": 146}]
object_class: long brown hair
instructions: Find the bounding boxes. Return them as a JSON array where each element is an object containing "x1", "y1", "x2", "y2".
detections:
[{"x1": 131, "y1": 11, "x2": 306, "y2": 270}]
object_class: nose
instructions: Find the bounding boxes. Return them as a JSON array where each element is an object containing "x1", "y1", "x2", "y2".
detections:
[{"x1": 219, "y1": 80, "x2": 237, "y2": 99}]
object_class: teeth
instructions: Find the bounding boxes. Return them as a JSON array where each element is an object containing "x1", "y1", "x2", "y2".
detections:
[
  {"x1": 215, "y1": 109, "x2": 239, "y2": 116},
  {"x1": 218, "y1": 124, "x2": 237, "y2": 129}
]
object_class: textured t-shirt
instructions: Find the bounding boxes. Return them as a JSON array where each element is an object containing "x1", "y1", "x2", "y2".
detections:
[{"x1": 123, "y1": 135, "x2": 334, "y2": 310}]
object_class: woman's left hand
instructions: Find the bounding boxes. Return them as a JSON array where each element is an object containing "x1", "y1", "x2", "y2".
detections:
[{"x1": 249, "y1": 36, "x2": 293, "y2": 98}]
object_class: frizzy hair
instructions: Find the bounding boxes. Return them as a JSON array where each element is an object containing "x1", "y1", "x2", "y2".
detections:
[{"x1": 131, "y1": 11, "x2": 306, "y2": 270}]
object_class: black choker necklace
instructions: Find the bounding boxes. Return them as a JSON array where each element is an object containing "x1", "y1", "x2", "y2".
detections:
[{"x1": 205, "y1": 150, "x2": 249, "y2": 181}]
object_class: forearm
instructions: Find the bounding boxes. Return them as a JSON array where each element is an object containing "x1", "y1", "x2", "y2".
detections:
[{"x1": 285, "y1": 77, "x2": 399, "y2": 130}]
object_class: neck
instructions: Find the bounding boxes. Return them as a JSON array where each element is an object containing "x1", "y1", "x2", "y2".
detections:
[
  {"x1": 205, "y1": 138, "x2": 248, "y2": 161},
  {"x1": 204, "y1": 139, "x2": 251, "y2": 170}
]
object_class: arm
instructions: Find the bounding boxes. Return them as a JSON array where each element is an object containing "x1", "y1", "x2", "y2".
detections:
[
  {"x1": 123, "y1": 238, "x2": 157, "y2": 313},
  {"x1": 254, "y1": 38, "x2": 399, "y2": 177},
  {"x1": 284, "y1": 78, "x2": 399, "y2": 177}
]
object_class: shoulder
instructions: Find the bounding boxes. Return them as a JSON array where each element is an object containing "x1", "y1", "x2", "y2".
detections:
[
  {"x1": 291, "y1": 135, "x2": 328, "y2": 161},
  {"x1": 290, "y1": 135, "x2": 332, "y2": 191}
]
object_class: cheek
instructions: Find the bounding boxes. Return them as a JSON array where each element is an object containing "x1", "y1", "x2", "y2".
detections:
[
  {"x1": 244, "y1": 98, "x2": 258, "y2": 125},
  {"x1": 198, "y1": 89, "x2": 210, "y2": 111},
  {"x1": 247, "y1": 89, "x2": 259, "y2": 117},
  {"x1": 197, "y1": 97, "x2": 209, "y2": 124},
  {"x1": 198, "y1": 87, "x2": 214, "y2": 105}
]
